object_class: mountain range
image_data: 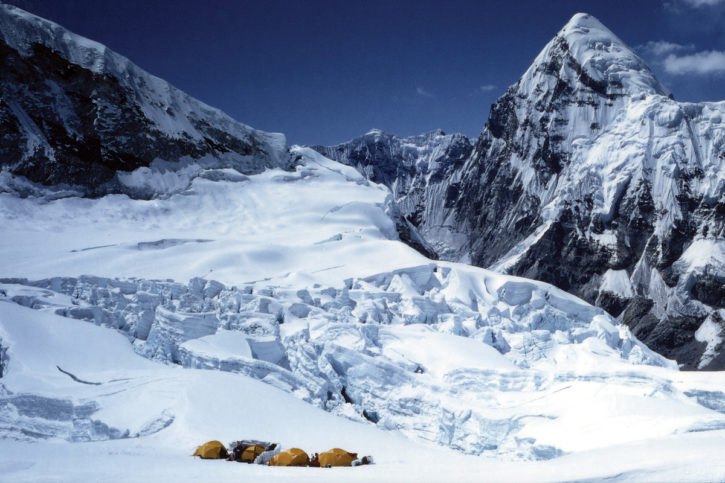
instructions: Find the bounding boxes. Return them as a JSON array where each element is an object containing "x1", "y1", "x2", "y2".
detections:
[
  {"x1": 314, "y1": 13, "x2": 725, "y2": 370},
  {"x1": 2, "y1": 4, "x2": 725, "y2": 480}
]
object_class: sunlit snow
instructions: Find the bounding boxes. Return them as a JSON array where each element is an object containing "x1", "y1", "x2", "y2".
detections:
[{"x1": 2, "y1": 147, "x2": 725, "y2": 481}]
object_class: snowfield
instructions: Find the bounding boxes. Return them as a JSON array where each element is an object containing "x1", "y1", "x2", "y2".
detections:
[
  {"x1": 2, "y1": 147, "x2": 725, "y2": 481},
  {"x1": 2, "y1": 5, "x2": 725, "y2": 481}
]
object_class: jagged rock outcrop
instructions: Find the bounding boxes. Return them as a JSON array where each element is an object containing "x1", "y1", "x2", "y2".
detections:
[
  {"x1": 0, "y1": 4, "x2": 291, "y2": 198},
  {"x1": 314, "y1": 14, "x2": 725, "y2": 370}
]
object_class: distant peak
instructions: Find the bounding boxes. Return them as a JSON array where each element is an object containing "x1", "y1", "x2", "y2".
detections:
[{"x1": 521, "y1": 12, "x2": 669, "y2": 97}]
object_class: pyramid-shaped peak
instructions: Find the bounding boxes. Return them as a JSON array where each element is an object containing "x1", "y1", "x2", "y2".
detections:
[
  {"x1": 559, "y1": 12, "x2": 632, "y2": 56},
  {"x1": 521, "y1": 12, "x2": 669, "y2": 97}
]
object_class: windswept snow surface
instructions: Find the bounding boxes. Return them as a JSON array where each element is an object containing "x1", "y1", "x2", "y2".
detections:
[
  {"x1": 0, "y1": 148, "x2": 423, "y2": 286},
  {"x1": 2, "y1": 148, "x2": 725, "y2": 481}
]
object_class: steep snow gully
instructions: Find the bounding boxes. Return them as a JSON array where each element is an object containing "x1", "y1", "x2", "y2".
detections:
[{"x1": 3, "y1": 5, "x2": 725, "y2": 481}]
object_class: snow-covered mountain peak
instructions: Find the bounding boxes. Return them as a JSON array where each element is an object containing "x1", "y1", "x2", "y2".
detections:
[
  {"x1": 365, "y1": 128, "x2": 387, "y2": 137},
  {"x1": 563, "y1": 12, "x2": 600, "y2": 28},
  {"x1": 480, "y1": 13, "x2": 672, "y2": 188},
  {"x1": 521, "y1": 12, "x2": 668, "y2": 100},
  {"x1": 320, "y1": 13, "x2": 725, "y2": 371}
]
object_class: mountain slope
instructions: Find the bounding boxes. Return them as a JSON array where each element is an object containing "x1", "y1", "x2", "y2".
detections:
[
  {"x1": 0, "y1": 4, "x2": 290, "y2": 198},
  {"x1": 314, "y1": 13, "x2": 725, "y2": 370},
  {"x1": 313, "y1": 129, "x2": 473, "y2": 261},
  {"x1": 3, "y1": 6, "x2": 725, "y2": 479}
]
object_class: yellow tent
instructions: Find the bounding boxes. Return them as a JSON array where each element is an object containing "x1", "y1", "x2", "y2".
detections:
[
  {"x1": 240, "y1": 444, "x2": 266, "y2": 463},
  {"x1": 318, "y1": 448, "x2": 357, "y2": 467},
  {"x1": 193, "y1": 440, "x2": 228, "y2": 459},
  {"x1": 268, "y1": 448, "x2": 309, "y2": 467}
]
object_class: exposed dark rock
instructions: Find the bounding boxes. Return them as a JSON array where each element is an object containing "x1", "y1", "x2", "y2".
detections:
[
  {"x1": 0, "y1": 338, "x2": 7, "y2": 378},
  {"x1": 692, "y1": 278, "x2": 725, "y2": 308},
  {"x1": 362, "y1": 409, "x2": 379, "y2": 423},
  {"x1": 596, "y1": 291, "x2": 629, "y2": 318},
  {"x1": 0, "y1": 34, "x2": 291, "y2": 198}
]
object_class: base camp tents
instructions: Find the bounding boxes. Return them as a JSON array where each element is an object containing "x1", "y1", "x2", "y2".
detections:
[{"x1": 238, "y1": 444, "x2": 266, "y2": 463}]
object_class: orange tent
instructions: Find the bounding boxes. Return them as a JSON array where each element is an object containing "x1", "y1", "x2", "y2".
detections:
[
  {"x1": 268, "y1": 448, "x2": 310, "y2": 467},
  {"x1": 240, "y1": 444, "x2": 266, "y2": 463},
  {"x1": 192, "y1": 440, "x2": 227, "y2": 459},
  {"x1": 318, "y1": 448, "x2": 357, "y2": 467}
]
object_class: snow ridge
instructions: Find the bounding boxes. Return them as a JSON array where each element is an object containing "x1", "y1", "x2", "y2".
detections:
[{"x1": 0, "y1": 3, "x2": 289, "y2": 197}]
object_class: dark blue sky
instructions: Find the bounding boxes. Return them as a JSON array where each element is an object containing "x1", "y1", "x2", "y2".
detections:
[{"x1": 9, "y1": 0, "x2": 725, "y2": 145}]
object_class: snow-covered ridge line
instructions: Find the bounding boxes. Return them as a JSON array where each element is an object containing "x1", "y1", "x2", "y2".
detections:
[
  {"x1": 0, "y1": 3, "x2": 290, "y2": 196},
  {"x1": 0, "y1": 3, "x2": 264, "y2": 139}
]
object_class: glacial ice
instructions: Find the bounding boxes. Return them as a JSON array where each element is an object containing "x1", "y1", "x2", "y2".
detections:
[{"x1": 0, "y1": 259, "x2": 678, "y2": 457}]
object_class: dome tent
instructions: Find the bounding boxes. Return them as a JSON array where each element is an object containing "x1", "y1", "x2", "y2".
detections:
[
  {"x1": 268, "y1": 448, "x2": 309, "y2": 467},
  {"x1": 240, "y1": 444, "x2": 266, "y2": 463},
  {"x1": 228, "y1": 440, "x2": 277, "y2": 463},
  {"x1": 318, "y1": 448, "x2": 357, "y2": 467},
  {"x1": 193, "y1": 440, "x2": 227, "y2": 459}
]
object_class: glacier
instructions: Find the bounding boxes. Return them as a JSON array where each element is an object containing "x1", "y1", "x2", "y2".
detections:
[
  {"x1": 2, "y1": 146, "x2": 725, "y2": 480},
  {"x1": 2, "y1": 5, "x2": 725, "y2": 482}
]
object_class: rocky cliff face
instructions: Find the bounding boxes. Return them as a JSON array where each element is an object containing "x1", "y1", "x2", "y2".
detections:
[
  {"x1": 0, "y1": 4, "x2": 291, "y2": 198},
  {"x1": 313, "y1": 129, "x2": 473, "y2": 261},
  {"x1": 314, "y1": 14, "x2": 725, "y2": 370}
]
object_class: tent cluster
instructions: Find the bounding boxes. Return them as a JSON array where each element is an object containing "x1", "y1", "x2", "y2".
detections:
[{"x1": 192, "y1": 440, "x2": 373, "y2": 468}]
